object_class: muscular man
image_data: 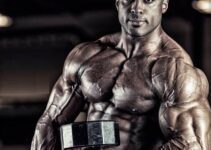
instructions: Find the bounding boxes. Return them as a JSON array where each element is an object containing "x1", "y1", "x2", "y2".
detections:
[{"x1": 31, "y1": 0, "x2": 211, "y2": 149}]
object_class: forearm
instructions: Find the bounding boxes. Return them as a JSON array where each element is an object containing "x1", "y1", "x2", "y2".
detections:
[
  {"x1": 31, "y1": 115, "x2": 59, "y2": 150},
  {"x1": 31, "y1": 78, "x2": 85, "y2": 150},
  {"x1": 159, "y1": 136, "x2": 202, "y2": 150},
  {"x1": 159, "y1": 103, "x2": 211, "y2": 150}
]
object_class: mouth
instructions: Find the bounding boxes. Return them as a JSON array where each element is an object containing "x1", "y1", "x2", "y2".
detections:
[{"x1": 128, "y1": 19, "x2": 147, "y2": 27}]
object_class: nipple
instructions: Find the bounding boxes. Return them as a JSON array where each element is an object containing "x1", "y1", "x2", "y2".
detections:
[{"x1": 132, "y1": 108, "x2": 137, "y2": 112}]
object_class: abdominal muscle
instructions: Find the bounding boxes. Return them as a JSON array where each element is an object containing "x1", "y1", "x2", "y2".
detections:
[{"x1": 85, "y1": 102, "x2": 164, "y2": 150}]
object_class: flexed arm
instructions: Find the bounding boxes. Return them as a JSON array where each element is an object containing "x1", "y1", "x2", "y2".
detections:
[
  {"x1": 152, "y1": 58, "x2": 211, "y2": 150},
  {"x1": 30, "y1": 43, "x2": 90, "y2": 150},
  {"x1": 31, "y1": 35, "x2": 120, "y2": 150},
  {"x1": 31, "y1": 76, "x2": 85, "y2": 150}
]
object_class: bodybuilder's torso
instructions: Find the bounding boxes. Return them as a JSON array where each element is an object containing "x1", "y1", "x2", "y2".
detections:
[{"x1": 70, "y1": 33, "x2": 193, "y2": 150}]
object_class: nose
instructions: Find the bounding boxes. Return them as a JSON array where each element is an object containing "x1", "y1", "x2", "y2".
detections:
[{"x1": 131, "y1": 0, "x2": 144, "y2": 14}]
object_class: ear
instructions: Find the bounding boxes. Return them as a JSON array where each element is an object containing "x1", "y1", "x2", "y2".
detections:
[
  {"x1": 116, "y1": 0, "x2": 119, "y2": 11},
  {"x1": 162, "y1": 0, "x2": 169, "y2": 13}
]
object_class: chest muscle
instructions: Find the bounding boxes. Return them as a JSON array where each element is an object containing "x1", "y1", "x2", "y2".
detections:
[{"x1": 79, "y1": 50, "x2": 158, "y2": 114}]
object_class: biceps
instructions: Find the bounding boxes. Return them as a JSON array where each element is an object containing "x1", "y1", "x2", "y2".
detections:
[{"x1": 44, "y1": 77, "x2": 85, "y2": 125}]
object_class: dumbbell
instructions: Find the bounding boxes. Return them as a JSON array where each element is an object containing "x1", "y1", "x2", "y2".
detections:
[{"x1": 60, "y1": 121, "x2": 120, "y2": 150}]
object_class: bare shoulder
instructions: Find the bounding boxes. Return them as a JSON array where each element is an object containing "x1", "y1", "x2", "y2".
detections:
[
  {"x1": 152, "y1": 57, "x2": 209, "y2": 106},
  {"x1": 62, "y1": 41, "x2": 106, "y2": 82},
  {"x1": 98, "y1": 32, "x2": 120, "y2": 46},
  {"x1": 151, "y1": 31, "x2": 202, "y2": 96},
  {"x1": 174, "y1": 60, "x2": 209, "y2": 103},
  {"x1": 160, "y1": 31, "x2": 193, "y2": 66}
]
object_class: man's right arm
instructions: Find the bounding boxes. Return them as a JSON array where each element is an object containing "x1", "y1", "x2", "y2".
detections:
[
  {"x1": 30, "y1": 36, "x2": 119, "y2": 150},
  {"x1": 30, "y1": 43, "x2": 91, "y2": 150}
]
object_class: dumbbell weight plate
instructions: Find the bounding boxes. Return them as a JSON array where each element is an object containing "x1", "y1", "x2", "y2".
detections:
[{"x1": 60, "y1": 121, "x2": 120, "y2": 149}]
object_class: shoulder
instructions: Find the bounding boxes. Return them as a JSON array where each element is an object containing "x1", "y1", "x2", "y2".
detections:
[
  {"x1": 62, "y1": 41, "x2": 106, "y2": 83},
  {"x1": 65, "y1": 32, "x2": 120, "y2": 64},
  {"x1": 151, "y1": 31, "x2": 195, "y2": 89},
  {"x1": 62, "y1": 33, "x2": 121, "y2": 83},
  {"x1": 152, "y1": 56, "x2": 209, "y2": 103},
  {"x1": 98, "y1": 32, "x2": 120, "y2": 47},
  {"x1": 159, "y1": 31, "x2": 193, "y2": 66}
]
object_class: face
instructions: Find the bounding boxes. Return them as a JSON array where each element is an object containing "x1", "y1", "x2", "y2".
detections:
[{"x1": 116, "y1": 0, "x2": 168, "y2": 37}]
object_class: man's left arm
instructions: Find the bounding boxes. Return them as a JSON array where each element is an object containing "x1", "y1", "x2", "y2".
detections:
[{"x1": 153, "y1": 58, "x2": 211, "y2": 150}]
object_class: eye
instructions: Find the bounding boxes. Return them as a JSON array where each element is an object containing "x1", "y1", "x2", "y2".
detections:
[{"x1": 144, "y1": 0, "x2": 154, "y2": 4}]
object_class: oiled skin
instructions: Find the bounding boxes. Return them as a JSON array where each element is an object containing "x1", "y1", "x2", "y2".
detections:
[
  {"x1": 31, "y1": 0, "x2": 211, "y2": 149},
  {"x1": 31, "y1": 29, "x2": 211, "y2": 150}
]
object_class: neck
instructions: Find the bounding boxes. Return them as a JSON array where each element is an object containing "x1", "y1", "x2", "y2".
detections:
[{"x1": 116, "y1": 25, "x2": 163, "y2": 58}]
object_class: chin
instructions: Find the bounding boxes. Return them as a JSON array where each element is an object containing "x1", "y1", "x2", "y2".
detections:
[
  {"x1": 127, "y1": 30, "x2": 148, "y2": 37},
  {"x1": 126, "y1": 27, "x2": 149, "y2": 37}
]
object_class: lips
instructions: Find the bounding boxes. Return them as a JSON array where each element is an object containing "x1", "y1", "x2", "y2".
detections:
[{"x1": 128, "y1": 19, "x2": 147, "y2": 27}]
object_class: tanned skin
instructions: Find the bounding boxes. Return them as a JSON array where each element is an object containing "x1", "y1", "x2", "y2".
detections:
[{"x1": 31, "y1": 0, "x2": 211, "y2": 149}]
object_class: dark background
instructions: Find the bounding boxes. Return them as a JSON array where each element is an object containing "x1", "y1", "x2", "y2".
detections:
[{"x1": 0, "y1": 0, "x2": 210, "y2": 149}]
